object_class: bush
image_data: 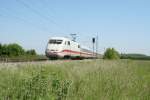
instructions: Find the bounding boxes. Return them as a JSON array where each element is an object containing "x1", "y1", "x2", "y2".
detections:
[
  {"x1": 0, "y1": 44, "x2": 2, "y2": 55},
  {"x1": 0, "y1": 43, "x2": 37, "y2": 57},
  {"x1": 26, "y1": 49, "x2": 37, "y2": 55},
  {"x1": 1, "y1": 44, "x2": 9, "y2": 57},
  {"x1": 103, "y1": 48, "x2": 120, "y2": 59},
  {"x1": 7, "y1": 43, "x2": 25, "y2": 57}
]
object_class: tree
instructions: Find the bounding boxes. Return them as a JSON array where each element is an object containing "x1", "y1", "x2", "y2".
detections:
[
  {"x1": 0, "y1": 43, "x2": 2, "y2": 56},
  {"x1": 26, "y1": 49, "x2": 36, "y2": 55},
  {"x1": 0, "y1": 43, "x2": 38, "y2": 57},
  {"x1": 103, "y1": 48, "x2": 120, "y2": 59},
  {"x1": 7, "y1": 43, "x2": 25, "y2": 57},
  {"x1": 1, "y1": 44, "x2": 9, "y2": 57}
]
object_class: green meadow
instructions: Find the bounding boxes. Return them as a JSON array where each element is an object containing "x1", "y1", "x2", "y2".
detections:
[{"x1": 0, "y1": 60, "x2": 149, "y2": 100}]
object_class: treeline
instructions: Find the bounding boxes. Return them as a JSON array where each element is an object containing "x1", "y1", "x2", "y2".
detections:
[
  {"x1": 0, "y1": 43, "x2": 48, "y2": 62},
  {"x1": 121, "y1": 54, "x2": 150, "y2": 60},
  {"x1": 103, "y1": 48, "x2": 150, "y2": 60},
  {"x1": 0, "y1": 43, "x2": 36, "y2": 57}
]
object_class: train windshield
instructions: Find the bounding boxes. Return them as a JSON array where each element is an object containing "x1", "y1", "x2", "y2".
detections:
[{"x1": 49, "y1": 39, "x2": 63, "y2": 44}]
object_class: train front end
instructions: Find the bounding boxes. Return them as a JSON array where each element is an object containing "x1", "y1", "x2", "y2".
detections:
[{"x1": 45, "y1": 38, "x2": 64, "y2": 59}]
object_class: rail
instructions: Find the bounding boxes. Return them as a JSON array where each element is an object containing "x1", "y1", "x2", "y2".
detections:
[{"x1": 0, "y1": 57, "x2": 48, "y2": 63}]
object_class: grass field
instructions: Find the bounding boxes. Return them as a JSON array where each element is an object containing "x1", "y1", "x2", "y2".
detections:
[{"x1": 0, "y1": 60, "x2": 149, "y2": 100}]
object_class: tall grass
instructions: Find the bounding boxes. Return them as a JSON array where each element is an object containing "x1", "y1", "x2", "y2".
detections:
[{"x1": 0, "y1": 60, "x2": 149, "y2": 100}]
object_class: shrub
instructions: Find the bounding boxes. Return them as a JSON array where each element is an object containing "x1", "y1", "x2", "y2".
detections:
[
  {"x1": 103, "y1": 48, "x2": 120, "y2": 59},
  {"x1": 1, "y1": 44, "x2": 9, "y2": 57},
  {"x1": 0, "y1": 44, "x2": 2, "y2": 56},
  {"x1": 26, "y1": 49, "x2": 37, "y2": 55},
  {"x1": 0, "y1": 43, "x2": 37, "y2": 57},
  {"x1": 7, "y1": 43, "x2": 25, "y2": 57}
]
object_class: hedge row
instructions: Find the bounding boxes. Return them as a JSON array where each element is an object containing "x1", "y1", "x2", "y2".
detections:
[{"x1": 0, "y1": 43, "x2": 36, "y2": 57}]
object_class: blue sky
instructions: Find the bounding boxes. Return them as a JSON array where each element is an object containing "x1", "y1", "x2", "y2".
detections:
[{"x1": 0, "y1": 0, "x2": 150, "y2": 55}]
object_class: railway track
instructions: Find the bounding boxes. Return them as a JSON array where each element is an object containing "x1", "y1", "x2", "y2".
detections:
[
  {"x1": 0, "y1": 59, "x2": 94, "y2": 69},
  {"x1": 0, "y1": 56, "x2": 97, "y2": 63},
  {"x1": 0, "y1": 58, "x2": 48, "y2": 63},
  {"x1": 0, "y1": 58, "x2": 91, "y2": 64}
]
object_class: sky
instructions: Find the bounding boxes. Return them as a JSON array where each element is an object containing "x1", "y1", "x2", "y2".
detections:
[{"x1": 0, "y1": 0, "x2": 150, "y2": 55}]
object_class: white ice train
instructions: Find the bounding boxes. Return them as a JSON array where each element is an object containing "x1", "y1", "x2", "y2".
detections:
[{"x1": 45, "y1": 37, "x2": 97, "y2": 59}]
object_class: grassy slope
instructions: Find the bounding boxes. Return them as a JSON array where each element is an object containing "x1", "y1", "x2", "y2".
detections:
[{"x1": 0, "y1": 60, "x2": 149, "y2": 100}]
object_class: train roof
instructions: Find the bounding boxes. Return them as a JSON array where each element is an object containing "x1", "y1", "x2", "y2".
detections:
[
  {"x1": 49, "y1": 37, "x2": 79, "y2": 44},
  {"x1": 49, "y1": 37, "x2": 69, "y2": 40}
]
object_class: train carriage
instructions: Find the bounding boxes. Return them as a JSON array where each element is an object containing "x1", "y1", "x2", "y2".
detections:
[{"x1": 45, "y1": 37, "x2": 97, "y2": 59}]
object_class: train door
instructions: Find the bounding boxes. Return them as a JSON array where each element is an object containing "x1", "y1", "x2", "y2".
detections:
[
  {"x1": 67, "y1": 41, "x2": 71, "y2": 56},
  {"x1": 63, "y1": 40, "x2": 71, "y2": 58}
]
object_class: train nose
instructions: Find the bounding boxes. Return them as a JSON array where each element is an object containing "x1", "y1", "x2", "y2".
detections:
[{"x1": 45, "y1": 49, "x2": 59, "y2": 58}]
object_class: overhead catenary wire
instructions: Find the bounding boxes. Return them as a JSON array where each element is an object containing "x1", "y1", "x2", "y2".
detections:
[
  {"x1": 15, "y1": 0, "x2": 53, "y2": 22},
  {"x1": 41, "y1": 0, "x2": 72, "y2": 35},
  {"x1": 15, "y1": 0, "x2": 70, "y2": 34},
  {"x1": 34, "y1": 0, "x2": 56, "y2": 18},
  {"x1": 0, "y1": 8, "x2": 53, "y2": 34}
]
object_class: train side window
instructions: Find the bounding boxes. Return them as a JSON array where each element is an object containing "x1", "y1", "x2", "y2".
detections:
[
  {"x1": 68, "y1": 41, "x2": 70, "y2": 45},
  {"x1": 78, "y1": 45, "x2": 80, "y2": 48}
]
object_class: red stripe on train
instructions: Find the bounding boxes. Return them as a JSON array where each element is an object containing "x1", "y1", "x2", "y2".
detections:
[{"x1": 62, "y1": 50, "x2": 93, "y2": 56}]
